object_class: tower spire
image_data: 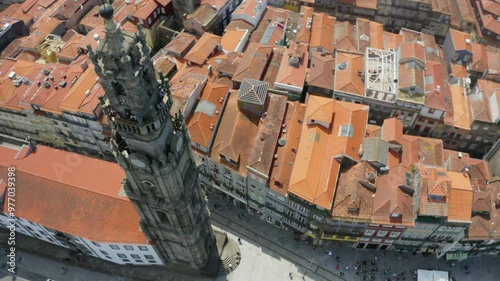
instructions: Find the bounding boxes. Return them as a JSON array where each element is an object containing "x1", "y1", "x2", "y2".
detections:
[{"x1": 88, "y1": 1, "x2": 236, "y2": 276}]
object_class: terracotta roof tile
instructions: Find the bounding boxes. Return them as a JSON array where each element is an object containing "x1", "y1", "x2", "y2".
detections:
[
  {"x1": 232, "y1": 42, "x2": 272, "y2": 83},
  {"x1": 334, "y1": 51, "x2": 364, "y2": 96},
  {"x1": 295, "y1": 6, "x2": 313, "y2": 44},
  {"x1": 471, "y1": 43, "x2": 488, "y2": 73},
  {"x1": 289, "y1": 96, "x2": 368, "y2": 209},
  {"x1": 60, "y1": 57, "x2": 103, "y2": 115},
  {"x1": 186, "y1": 3, "x2": 217, "y2": 26},
  {"x1": 186, "y1": 83, "x2": 229, "y2": 149},
  {"x1": 477, "y1": 1, "x2": 500, "y2": 37},
  {"x1": 307, "y1": 52, "x2": 334, "y2": 90},
  {"x1": 383, "y1": 31, "x2": 402, "y2": 50},
  {"x1": 210, "y1": 91, "x2": 260, "y2": 175},
  {"x1": 448, "y1": 83, "x2": 471, "y2": 129},
  {"x1": 479, "y1": 0, "x2": 500, "y2": 16},
  {"x1": 20, "y1": 18, "x2": 63, "y2": 50},
  {"x1": 417, "y1": 165, "x2": 451, "y2": 217},
  {"x1": 52, "y1": 0, "x2": 88, "y2": 19},
  {"x1": 221, "y1": 29, "x2": 248, "y2": 53},
  {"x1": 453, "y1": 0, "x2": 477, "y2": 24},
  {"x1": 467, "y1": 182, "x2": 500, "y2": 240},
  {"x1": 275, "y1": 41, "x2": 308, "y2": 89},
  {"x1": 334, "y1": 21, "x2": 357, "y2": 52},
  {"x1": 263, "y1": 47, "x2": 284, "y2": 88},
  {"x1": 165, "y1": 32, "x2": 196, "y2": 57},
  {"x1": 424, "y1": 61, "x2": 446, "y2": 111},
  {"x1": 373, "y1": 165, "x2": 414, "y2": 226},
  {"x1": 247, "y1": 94, "x2": 288, "y2": 175},
  {"x1": 469, "y1": 79, "x2": 500, "y2": 123},
  {"x1": 309, "y1": 13, "x2": 334, "y2": 53},
  {"x1": 213, "y1": 52, "x2": 244, "y2": 77},
  {"x1": 225, "y1": 19, "x2": 254, "y2": 32},
  {"x1": 449, "y1": 28, "x2": 473, "y2": 53},
  {"x1": 57, "y1": 33, "x2": 84, "y2": 61},
  {"x1": 332, "y1": 162, "x2": 376, "y2": 221},
  {"x1": 356, "y1": 18, "x2": 384, "y2": 51},
  {"x1": 448, "y1": 171, "x2": 473, "y2": 222},
  {"x1": 269, "y1": 102, "x2": 307, "y2": 195},
  {"x1": 133, "y1": 0, "x2": 159, "y2": 20},
  {"x1": 0, "y1": 4, "x2": 21, "y2": 17},
  {"x1": 356, "y1": 0, "x2": 377, "y2": 9},
  {"x1": 184, "y1": 32, "x2": 221, "y2": 65},
  {"x1": 0, "y1": 144, "x2": 148, "y2": 244}
]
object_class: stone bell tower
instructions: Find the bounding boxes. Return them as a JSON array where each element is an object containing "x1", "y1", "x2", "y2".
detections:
[{"x1": 87, "y1": 3, "x2": 234, "y2": 275}]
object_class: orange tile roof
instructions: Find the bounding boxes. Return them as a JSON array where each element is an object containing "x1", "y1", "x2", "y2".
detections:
[
  {"x1": 184, "y1": 32, "x2": 221, "y2": 65},
  {"x1": 0, "y1": 4, "x2": 21, "y2": 17},
  {"x1": 52, "y1": 0, "x2": 88, "y2": 19},
  {"x1": 334, "y1": 21, "x2": 357, "y2": 52},
  {"x1": 57, "y1": 33, "x2": 83, "y2": 61},
  {"x1": 479, "y1": 0, "x2": 500, "y2": 16},
  {"x1": 210, "y1": 91, "x2": 260, "y2": 175},
  {"x1": 221, "y1": 29, "x2": 248, "y2": 53},
  {"x1": 269, "y1": 101, "x2": 307, "y2": 195},
  {"x1": 275, "y1": 42, "x2": 308, "y2": 88},
  {"x1": 332, "y1": 161, "x2": 376, "y2": 221},
  {"x1": 366, "y1": 124, "x2": 381, "y2": 138},
  {"x1": 383, "y1": 31, "x2": 402, "y2": 50},
  {"x1": 232, "y1": 0, "x2": 262, "y2": 22},
  {"x1": 453, "y1": 0, "x2": 477, "y2": 24},
  {"x1": 247, "y1": 94, "x2": 288, "y2": 176},
  {"x1": 334, "y1": 51, "x2": 364, "y2": 96},
  {"x1": 430, "y1": 0, "x2": 453, "y2": 14},
  {"x1": 164, "y1": 32, "x2": 196, "y2": 57},
  {"x1": 402, "y1": 135, "x2": 444, "y2": 167},
  {"x1": 372, "y1": 165, "x2": 414, "y2": 226},
  {"x1": 225, "y1": 19, "x2": 254, "y2": 32},
  {"x1": 471, "y1": 43, "x2": 488, "y2": 73},
  {"x1": 0, "y1": 144, "x2": 149, "y2": 244},
  {"x1": 424, "y1": 61, "x2": 446, "y2": 111},
  {"x1": 59, "y1": 58, "x2": 102, "y2": 115},
  {"x1": 307, "y1": 52, "x2": 334, "y2": 90},
  {"x1": 289, "y1": 96, "x2": 368, "y2": 209},
  {"x1": 356, "y1": 18, "x2": 384, "y2": 51},
  {"x1": 467, "y1": 182, "x2": 500, "y2": 240},
  {"x1": 79, "y1": 5, "x2": 104, "y2": 30},
  {"x1": 417, "y1": 165, "x2": 452, "y2": 217},
  {"x1": 16, "y1": 51, "x2": 38, "y2": 62},
  {"x1": 356, "y1": 0, "x2": 377, "y2": 9},
  {"x1": 295, "y1": 6, "x2": 313, "y2": 44},
  {"x1": 448, "y1": 171, "x2": 473, "y2": 222},
  {"x1": 186, "y1": 3, "x2": 217, "y2": 25},
  {"x1": 451, "y1": 63, "x2": 468, "y2": 79},
  {"x1": 133, "y1": 0, "x2": 159, "y2": 20},
  {"x1": 263, "y1": 47, "x2": 284, "y2": 88},
  {"x1": 186, "y1": 83, "x2": 228, "y2": 149},
  {"x1": 469, "y1": 79, "x2": 500, "y2": 123},
  {"x1": 485, "y1": 45, "x2": 500, "y2": 80},
  {"x1": 477, "y1": 1, "x2": 500, "y2": 35},
  {"x1": 449, "y1": 28, "x2": 473, "y2": 53},
  {"x1": 232, "y1": 42, "x2": 272, "y2": 82},
  {"x1": 20, "y1": 18, "x2": 62, "y2": 50},
  {"x1": 309, "y1": 13, "x2": 335, "y2": 53},
  {"x1": 400, "y1": 42, "x2": 426, "y2": 63},
  {"x1": 381, "y1": 118, "x2": 404, "y2": 146},
  {"x1": 448, "y1": 83, "x2": 471, "y2": 129},
  {"x1": 443, "y1": 149, "x2": 492, "y2": 187},
  {"x1": 0, "y1": 60, "x2": 42, "y2": 111}
]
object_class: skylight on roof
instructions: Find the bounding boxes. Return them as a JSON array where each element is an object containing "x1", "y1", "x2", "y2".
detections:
[{"x1": 338, "y1": 125, "x2": 354, "y2": 137}]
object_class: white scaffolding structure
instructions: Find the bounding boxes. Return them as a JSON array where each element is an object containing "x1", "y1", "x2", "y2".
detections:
[{"x1": 364, "y1": 47, "x2": 398, "y2": 103}]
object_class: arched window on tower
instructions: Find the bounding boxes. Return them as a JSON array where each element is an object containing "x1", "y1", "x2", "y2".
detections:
[{"x1": 156, "y1": 210, "x2": 171, "y2": 226}]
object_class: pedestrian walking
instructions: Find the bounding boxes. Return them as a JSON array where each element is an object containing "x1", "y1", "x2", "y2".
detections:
[
  {"x1": 345, "y1": 265, "x2": 349, "y2": 271},
  {"x1": 336, "y1": 264, "x2": 340, "y2": 270},
  {"x1": 289, "y1": 272, "x2": 292, "y2": 278},
  {"x1": 238, "y1": 238, "x2": 242, "y2": 244},
  {"x1": 340, "y1": 270, "x2": 344, "y2": 277}
]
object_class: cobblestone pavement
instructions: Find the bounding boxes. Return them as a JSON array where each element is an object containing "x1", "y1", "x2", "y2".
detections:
[{"x1": 207, "y1": 194, "x2": 500, "y2": 281}]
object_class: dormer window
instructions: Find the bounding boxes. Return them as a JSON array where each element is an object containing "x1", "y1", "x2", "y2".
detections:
[
  {"x1": 428, "y1": 195, "x2": 445, "y2": 203},
  {"x1": 338, "y1": 125, "x2": 354, "y2": 137}
]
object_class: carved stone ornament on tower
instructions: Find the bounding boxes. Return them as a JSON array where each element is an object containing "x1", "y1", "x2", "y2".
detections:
[{"x1": 90, "y1": 2, "x2": 240, "y2": 277}]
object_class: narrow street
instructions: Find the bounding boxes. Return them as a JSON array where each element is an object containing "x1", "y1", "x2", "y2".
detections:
[{"x1": 207, "y1": 194, "x2": 500, "y2": 281}]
